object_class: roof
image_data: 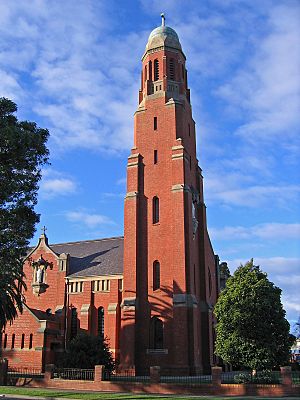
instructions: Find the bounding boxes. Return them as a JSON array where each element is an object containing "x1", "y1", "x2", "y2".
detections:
[
  {"x1": 27, "y1": 306, "x2": 57, "y2": 322},
  {"x1": 51, "y1": 236, "x2": 124, "y2": 278},
  {"x1": 145, "y1": 24, "x2": 182, "y2": 53}
]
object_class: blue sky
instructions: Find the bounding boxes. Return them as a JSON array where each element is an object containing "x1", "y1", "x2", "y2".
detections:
[{"x1": 0, "y1": 0, "x2": 299, "y2": 327}]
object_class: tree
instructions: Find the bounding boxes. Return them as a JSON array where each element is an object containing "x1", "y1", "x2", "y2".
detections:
[
  {"x1": 0, "y1": 98, "x2": 49, "y2": 330},
  {"x1": 63, "y1": 332, "x2": 115, "y2": 371},
  {"x1": 293, "y1": 315, "x2": 300, "y2": 338},
  {"x1": 214, "y1": 259, "x2": 290, "y2": 370}
]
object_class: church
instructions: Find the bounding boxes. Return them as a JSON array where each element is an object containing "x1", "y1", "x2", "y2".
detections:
[{"x1": 1, "y1": 16, "x2": 222, "y2": 375}]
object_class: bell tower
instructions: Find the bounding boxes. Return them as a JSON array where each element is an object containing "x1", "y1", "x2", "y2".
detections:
[{"x1": 120, "y1": 15, "x2": 218, "y2": 375}]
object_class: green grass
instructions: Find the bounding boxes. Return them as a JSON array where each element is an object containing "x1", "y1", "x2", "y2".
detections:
[{"x1": 0, "y1": 387, "x2": 299, "y2": 400}]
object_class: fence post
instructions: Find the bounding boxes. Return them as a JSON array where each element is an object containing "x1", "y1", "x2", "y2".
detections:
[
  {"x1": 150, "y1": 366, "x2": 160, "y2": 383},
  {"x1": 94, "y1": 365, "x2": 105, "y2": 382},
  {"x1": 44, "y1": 364, "x2": 54, "y2": 381},
  {"x1": 0, "y1": 358, "x2": 8, "y2": 386},
  {"x1": 280, "y1": 366, "x2": 292, "y2": 386},
  {"x1": 212, "y1": 366, "x2": 222, "y2": 387}
]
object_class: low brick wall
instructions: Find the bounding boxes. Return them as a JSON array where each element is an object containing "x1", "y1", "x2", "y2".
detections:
[{"x1": 2, "y1": 363, "x2": 299, "y2": 397}]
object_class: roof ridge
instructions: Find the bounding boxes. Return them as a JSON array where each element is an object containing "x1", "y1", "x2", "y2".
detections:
[{"x1": 51, "y1": 235, "x2": 124, "y2": 247}]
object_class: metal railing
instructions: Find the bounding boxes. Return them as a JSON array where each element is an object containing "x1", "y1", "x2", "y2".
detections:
[
  {"x1": 8, "y1": 367, "x2": 44, "y2": 378},
  {"x1": 292, "y1": 371, "x2": 300, "y2": 385},
  {"x1": 103, "y1": 369, "x2": 150, "y2": 382},
  {"x1": 222, "y1": 370, "x2": 282, "y2": 384},
  {"x1": 53, "y1": 368, "x2": 94, "y2": 381},
  {"x1": 160, "y1": 374, "x2": 212, "y2": 384}
]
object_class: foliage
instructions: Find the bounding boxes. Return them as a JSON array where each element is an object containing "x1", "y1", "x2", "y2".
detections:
[
  {"x1": 0, "y1": 98, "x2": 49, "y2": 330},
  {"x1": 63, "y1": 332, "x2": 115, "y2": 372},
  {"x1": 214, "y1": 259, "x2": 290, "y2": 370}
]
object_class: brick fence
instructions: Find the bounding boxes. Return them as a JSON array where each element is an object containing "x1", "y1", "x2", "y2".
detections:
[{"x1": 1, "y1": 361, "x2": 299, "y2": 397}]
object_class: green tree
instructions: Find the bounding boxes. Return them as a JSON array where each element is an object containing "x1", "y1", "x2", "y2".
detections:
[
  {"x1": 63, "y1": 333, "x2": 115, "y2": 371},
  {"x1": 214, "y1": 259, "x2": 290, "y2": 370},
  {"x1": 0, "y1": 98, "x2": 49, "y2": 330}
]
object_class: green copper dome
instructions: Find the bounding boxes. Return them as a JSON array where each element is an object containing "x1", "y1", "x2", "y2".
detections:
[{"x1": 145, "y1": 14, "x2": 182, "y2": 53}]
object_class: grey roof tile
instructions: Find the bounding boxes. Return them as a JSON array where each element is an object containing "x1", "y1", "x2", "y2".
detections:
[{"x1": 50, "y1": 236, "x2": 124, "y2": 278}]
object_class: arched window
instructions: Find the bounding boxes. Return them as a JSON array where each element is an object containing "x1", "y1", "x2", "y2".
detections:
[
  {"x1": 150, "y1": 317, "x2": 164, "y2": 349},
  {"x1": 29, "y1": 334, "x2": 33, "y2": 349},
  {"x1": 98, "y1": 307, "x2": 105, "y2": 338},
  {"x1": 70, "y1": 308, "x2": 78, "y2": 339},
  {"x1": 3, "y1": 334, "x2": 7, "y2": 348},
  {"x1": 152, "y1": 196, "x2": 159, "y2": 224},
  {"x1": 21, "y1": 333, "x2": 25, "y2": 349},
  {"x1": 149, "y1": 60, "x2": 152, "y2": 81},
  {"x1": 154, "y1": 59, "x2": 159, "y2": 81},
  {"x1": 153, "y1": 261, "x2": 160, "y2": 290},
  {"x1": 169, "y1": 58, "x2": 175, "y2": 80},
  {"x1": 11, "y1": 333, "x2": 15, "y2": 349}
]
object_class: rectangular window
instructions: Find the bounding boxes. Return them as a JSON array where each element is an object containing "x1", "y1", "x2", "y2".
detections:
[
  {"x1": 154, "y1": 150, "x2": 158, "y2": 164},
  {"x1": 154, "y1": 117, "x2": 157, "y2": 130},
  {"x1": 118, "y1": 279, "x2": 123, "y2": 291}
]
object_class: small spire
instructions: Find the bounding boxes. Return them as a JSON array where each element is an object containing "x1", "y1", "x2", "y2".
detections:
[
  {"x1": 41, "y1": 225, "x2": 47, "y2": 235},
  {"x1": 161, "y1": 13, "x2": 165, "y2": 27}
]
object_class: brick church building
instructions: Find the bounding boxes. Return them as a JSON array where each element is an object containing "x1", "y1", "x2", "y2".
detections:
[{"x1": 1, "y1": 16, "x2": 222, "y2": 375}]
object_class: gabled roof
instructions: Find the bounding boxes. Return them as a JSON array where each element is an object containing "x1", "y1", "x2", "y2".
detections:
[{"x1": 50, "y1": 236, "x2": 124, "y2": 278}]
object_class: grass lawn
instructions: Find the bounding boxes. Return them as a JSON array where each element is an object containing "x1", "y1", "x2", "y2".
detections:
[{"x1": 0, "y1": 387, "x2": 299, "y2": 400}]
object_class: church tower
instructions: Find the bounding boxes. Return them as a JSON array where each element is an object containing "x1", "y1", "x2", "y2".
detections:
[{"x1": 120, "y1": 15, "x2": 218, "y2": 375}]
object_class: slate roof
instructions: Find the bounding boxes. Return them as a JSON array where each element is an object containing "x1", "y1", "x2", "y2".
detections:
[
  {"x1": 27, "y1": 306, "x2": 58, "y2": 322},
  {"x1": 50, "y1": 236, "x2": 124, "y2": 278}
]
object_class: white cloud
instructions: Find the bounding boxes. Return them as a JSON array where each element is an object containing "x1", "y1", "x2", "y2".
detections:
[
  {"x1": 216, "y1": 4, "x2": 300, "y2": 142},
  {"x1": 211, "y1": 223, "x2": 300, "y2": 241},
  {"x1": 39, "y1": 169, "x2": 77, "y2": 198},
  {"x1": 65, "y1": 211, "x2": 114, "y2": 228}
]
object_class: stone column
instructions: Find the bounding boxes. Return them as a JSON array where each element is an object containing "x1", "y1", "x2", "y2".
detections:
[
  {"x1": 211, "y1": 366, "x2": 222, "y2": 387},
  {"x1": 94, "y1": 365, "x2": 105, "y2": 382},
  {"x1": 0, "y1": 358, "x2": 8, "y2": 386},
  {"x1": 280, "y1": 366, "x2": 292, "y2": 386},
  {"x1": 150, "y1": 366, "x2": 160, "y2": 383}
]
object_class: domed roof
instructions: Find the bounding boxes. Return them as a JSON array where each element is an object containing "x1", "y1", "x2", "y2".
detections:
[{"x1": 145, "y1": 14, "x2": 182, "y2": 53}]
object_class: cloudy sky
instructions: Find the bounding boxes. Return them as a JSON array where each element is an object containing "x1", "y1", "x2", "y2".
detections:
[{"x1": 0, "y1": 0, "x2": 299, "y2": 327}]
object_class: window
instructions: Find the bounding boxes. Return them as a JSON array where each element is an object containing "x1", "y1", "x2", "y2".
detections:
[
  {"x1": 93, "y1": 279, "x2": 110, "y2": 292},
  {"x1": 150, "y1": 317, "x2": 164, "y2": 349},
  {"x1": 69, "y1": 281, "x2": 83, "y2": 293},
  {"x1": 98, "y1": 307, "x2": 105, "y2": 338},
  {"x1": 194, "y1": 264, "x2": 197, "y2": 294},
  {"x1": 169, "y1": 58, "x2": 175, "y2": 80},
  {"x1": 70, "y1": 308, "x2": 78, "y2": 339},
  {"x1": 154, "y1": 116, "x2": 157, "y2": 130},
  {"x1": 118, "y1": 279, "x2": 123, "y2": 291},
  {"x1": 188, "y1": 123, "x2": 191, "y2": 137},
  {"x1": 154, "y1": 150, "x2": 158, "y2": 164},
  {"x1": 182, "y1": 64, "x2": 185, "y2": 79},
  {"x1": 208, "y1": 269, "x2": 212, "y2": 297},
  {"x1": 152, "y1": 196, "x2": 159, "y2": 224},
  {"x1": 153, "y1": 261, "x2": 160, "y2": 290},
  {"x1": 189, "y1": 155, "x2": 192, "y2": 170},
  {"x1": 21, "y1": 333, "x2": 25, "y2": 349},
  {"x1": 154, "y1": 59, "x2": 159, "y2": 81},
  {"x1": 3, "y1": 334, "x2": 7, "y2": 349},
  {"x1": 149, "y1": 60, "x2": 152, "y2": 81},
  {"x1": 11, "y1": 333, "x2": 15, "y2": 349},
  {"x1": 29, "y1": 334, "x2": 33, "y2": 349},
  {"x1": 144, "y1": 65, "x2": 147, "y2": 81}
]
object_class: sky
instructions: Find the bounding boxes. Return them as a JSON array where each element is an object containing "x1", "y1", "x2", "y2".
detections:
[{"x1": 0, "y1": 0, "x2": 299, "y2": 328}]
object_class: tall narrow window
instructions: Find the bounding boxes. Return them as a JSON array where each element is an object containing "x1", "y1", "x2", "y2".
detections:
[
  {"x1": 182, "y1": 64, "x2": 185, "y2": 79},
  {"x1": 150, "y1": 317, "x2": 164, "y2": 349},
  {"x1": 188, "y1": 123, "x2": 191, "y2": 136},
  {"x1": 144, "y1": 65, "x2": 147, "y2": 81},
  {"x1": 70, "y1": 308, "x2": 78, "y2": 339},
  {"x1": 154, "y1": 150, "x2": 158, "y2": 164},
  {"x1": 11, "y1": 334, "x2": 15, "y2": 349},
  {"x1": 98, "y1": 307, "x2": 105, "y2": 338},
  {"x1": 21, "y1": 333, "x2": 25, "y2": 349},
  {"x1": 154, "y1": 59, "x2": 159, "y2": 81},
  {"x1": 149, "y1": 60, "x2": 152, "y2": 81},
  {"x1": 153, "y1": 261, "x2": 160, "y2": 290},
  {"x1": 169, "y1": 58, "x2": 175, "y2": 80},
  {"x1": 29, "y1": 334, "x2": 33, "y2": 349},
  {"x1": 190, "y1": 155, "x2": 192, "y2": 170},
  {"x1": 154, "y1": 116, "x2": 157, "y2": 130},
  {"x1": 152, "y1": 196, "x2": 159, "y2": 224},
  {"x1": 3, "y1": 334, "x2": 7, "y2": 349}
]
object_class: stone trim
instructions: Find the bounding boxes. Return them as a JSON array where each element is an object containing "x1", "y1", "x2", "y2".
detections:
[
  {"x1": 125, "y1": 191, "x2": 138, "y2": 199},
  {"x1": 121, "y1": 297, "x2": 136, "y2": 310},
  {"x1": 108, "y1": 303, "x2": 118, "y2": 314},
  {"x1": 128, "y1": 153, "x2": 140, "y2": 160},
  {"x1": 171, "y1": 184, "x2": 191, "y2": 193},
  {"x1": 81, "y1": 304, "x2": 90, "y2": 314},
  {"x1": 173, "y1": 294, "x2": 198, "y2": 308},
  {"x1": 127, "y1": 161, "x2": 139, "y2": 168},
  {"x1": 171, "y1": 153, "x2": 184, "y2": 160},
  {"x1": 172, "y1": 145, "x2": 184, "y2": 151}
]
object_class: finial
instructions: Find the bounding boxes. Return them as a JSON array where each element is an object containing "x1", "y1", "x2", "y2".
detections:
[
  {"x1": 41, "y1": 225, "x2": 47, "y2": 235},
  {"x1": 161, "y1": 13, "x2": 165, "y2": 27}
]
